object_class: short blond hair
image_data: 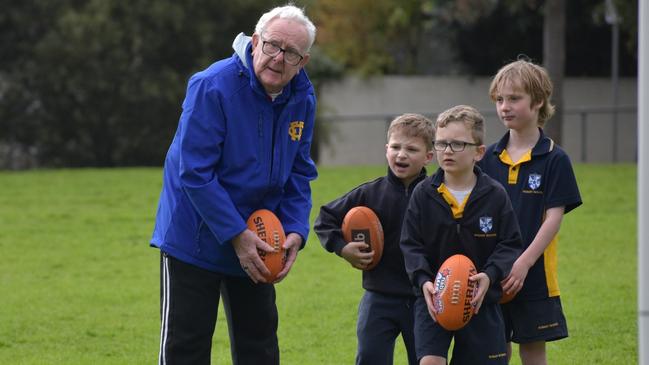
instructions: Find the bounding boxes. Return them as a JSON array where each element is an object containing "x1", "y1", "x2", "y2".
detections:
[
  {"x1": 435, "y1": 105, "x2": 485, "y2": 145},
  {"x1": 387, "y1": 113, "x2": 434, "y2": 151},
  {"x1": 489, "y1": 59, "x2": 555, "y2": 127}
]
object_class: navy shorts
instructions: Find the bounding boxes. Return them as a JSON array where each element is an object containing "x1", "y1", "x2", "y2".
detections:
[
  {"x1": 356, "y1": 290, "x2": 418, "y2": 365},
  {"x1": 502, "y1": 296, "x2": 568, "y2": 344},
  {"x1": 414, "y1": 297, "x2": 507, "y2": 364}
]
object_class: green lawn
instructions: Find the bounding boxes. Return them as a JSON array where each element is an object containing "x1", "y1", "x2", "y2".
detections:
[{"x1": 0, "y1": 164, "x2": 637, "y2": 364}]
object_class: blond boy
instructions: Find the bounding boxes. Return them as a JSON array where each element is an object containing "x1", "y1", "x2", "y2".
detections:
[{"x1": 479, "y1": 60, "x2": 582, "y2": 365}]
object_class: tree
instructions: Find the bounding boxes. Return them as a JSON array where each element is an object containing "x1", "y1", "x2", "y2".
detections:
[
  {"x1": 1, "y1": 0, "x2": 286, "y2": 167},
  {"x1": 0, "y1": 0, "x2": 71, "y2": 168},
  {"x1": 543, "y1": 0, "x2": 565, "y2": 144},
  {"x1": 313, "y1": 0, "x2": 431, "y2": 75},
  {"x1": 311, "y1": 0, "x2": 637, "y2": 77}
]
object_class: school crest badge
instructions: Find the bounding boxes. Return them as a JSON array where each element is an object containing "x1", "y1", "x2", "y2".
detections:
[
  {"x1": 528, "y1": 173, "x2": 542, "y2": 190},
  {"x1": 479, "y1": 216, "x2": 493, "y2": 233},
  {"x1": 289, "y1": 121, "x2": 304, "y2": 141}
]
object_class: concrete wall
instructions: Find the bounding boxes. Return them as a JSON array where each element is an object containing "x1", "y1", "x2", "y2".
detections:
[{"x1": 317, "y1": 76, "x2": 637, "y2": 165}]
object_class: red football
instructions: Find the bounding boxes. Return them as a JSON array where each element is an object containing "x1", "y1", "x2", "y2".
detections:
[
  {"x1": 433, "y1": 254, "x2": 478, "y2": 331},
  {"x1": 246, "y1": 209, "x2": 287, "y2": 282},
  {"x1": 341, "y1": 206, "x2": 384, "y2": 270}
]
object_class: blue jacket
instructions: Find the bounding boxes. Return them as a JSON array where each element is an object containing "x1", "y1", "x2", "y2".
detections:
[{"x1": 151, "y1": 34, "x2": 318, "y2": 276}]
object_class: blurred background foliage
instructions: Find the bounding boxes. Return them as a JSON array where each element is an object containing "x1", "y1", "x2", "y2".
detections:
[
  {"x1": 313, "y1": 0, "x2": 637, "y2": 76},
  {"x1": 0, "y1": 0, "x2": 638, "y2": 168}
]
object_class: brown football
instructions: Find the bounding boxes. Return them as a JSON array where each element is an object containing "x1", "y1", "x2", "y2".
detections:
[
  {"x1": 246, "y1": 209, "x2": 287, "y2": 282},
  {"x1": 433, "y1": 254, "x2": 478, "y2": 331},
  {"x1": 341, "y1": 206, "x2": 384, "y2": 270}
]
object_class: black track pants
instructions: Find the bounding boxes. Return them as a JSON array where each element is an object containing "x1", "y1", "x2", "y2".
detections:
[{"x1": 158, "y1": 252, "x2": 279, "y2": 365}]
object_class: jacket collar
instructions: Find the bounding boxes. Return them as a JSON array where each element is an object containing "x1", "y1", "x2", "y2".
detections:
[
  {"x1": 429, "y1": 165, "x2": 491, "y2": 200},
  {"x1": 387, "y1": 166, "x2": 427, "y2": 191}
]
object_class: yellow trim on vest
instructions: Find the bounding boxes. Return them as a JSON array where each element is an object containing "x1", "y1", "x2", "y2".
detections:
[
  {"x1": 544, "y1": 234, "x2": 560, "y2": 297},
  {"x1": 437, "y1": 183, "x2": 470, "y2": 219},
  {"x1": 498, "y1": 149, "x2": 532, "y2": 185}
]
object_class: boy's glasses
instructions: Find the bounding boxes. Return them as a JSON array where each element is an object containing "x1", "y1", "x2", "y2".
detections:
[
  {"x1": 433, "y1": 140, "x2": 478, "y2": 152},
  {"x1": 261, "y1": 38, "x2": 304, "y2": 66}
]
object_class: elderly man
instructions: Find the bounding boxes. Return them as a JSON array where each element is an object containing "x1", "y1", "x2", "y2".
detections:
[{"x1": 151, "y1": 4, "x2": 317, "y2": 364}]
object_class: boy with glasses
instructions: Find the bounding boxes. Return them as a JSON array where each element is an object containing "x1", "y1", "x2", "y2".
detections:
[
  {"x1": 400, "y1": 105, "x2": 522, "y2": 365},
  {"x1": 479, "y1": 59, "x2": 582, "y2": 365}
]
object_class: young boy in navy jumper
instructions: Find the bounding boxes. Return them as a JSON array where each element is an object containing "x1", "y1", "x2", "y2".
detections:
[
  {"x1": 479, "y1": 60, "x2": 582, "y2": 365},
  {"x1": 400, "y1": 105, "x2": 522, "y2": 365},
  {"x1": 314, "y1": 113, "x2": 435, "y2": 365}
]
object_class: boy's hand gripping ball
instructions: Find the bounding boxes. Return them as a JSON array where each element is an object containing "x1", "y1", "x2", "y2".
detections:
[
  {"x1": 341, "y1": 206, "x2": 384, "y2": 270},
  {"x1": 246, "y1": 209, "x2": 287, "y2": 282},
  {"x1": 433, "y1": 254, "x2": 478, "y2": 331}
]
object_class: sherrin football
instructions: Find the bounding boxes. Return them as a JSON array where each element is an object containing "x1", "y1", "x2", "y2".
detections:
[
  {"x1": 433, "y1": 254, "x2": 478, "y2": 331},
  {"x1": 246, "y1": 209, "x2": 287, "y2": 282},
  {"x1": 341, "y1": 206, "x2": 384, "y2": 270}
]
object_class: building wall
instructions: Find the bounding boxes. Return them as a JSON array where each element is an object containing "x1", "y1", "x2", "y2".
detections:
[{"x1": 318, "y1": 76, "x2": 637, "y2": 165}]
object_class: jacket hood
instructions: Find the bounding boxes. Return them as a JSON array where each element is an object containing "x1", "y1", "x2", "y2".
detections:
[{"x1": 232, "y1": 32, "x2": 252, "y2": 69}]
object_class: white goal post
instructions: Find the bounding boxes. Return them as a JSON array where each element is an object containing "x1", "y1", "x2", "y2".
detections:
[{"x1": 639, "y1": 1, "x2": 648, "y2": 364}]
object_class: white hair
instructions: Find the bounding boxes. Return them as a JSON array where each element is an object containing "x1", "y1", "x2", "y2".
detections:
[{"x1": 255, "y1": 4, "x2": 316, "y2": 52}]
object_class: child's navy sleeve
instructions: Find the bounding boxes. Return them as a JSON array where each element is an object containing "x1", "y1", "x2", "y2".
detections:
[
  {"x1": 400, "y1": 184, "x2": 434, "y2": 294},
  {"x1": 314, "y1": 187, "x2": 365, "y2": 256},
  {"x1": 545, "y1": 153, "x2": 582, "y2": 214}
]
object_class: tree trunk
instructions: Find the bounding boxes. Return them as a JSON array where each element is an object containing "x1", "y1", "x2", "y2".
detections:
[{"x1": 543, "y1": 0, "x2": 565, "y2": 145}]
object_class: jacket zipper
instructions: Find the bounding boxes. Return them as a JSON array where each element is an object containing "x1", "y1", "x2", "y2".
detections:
[{"x1": 195, "y1": 220, "x2": 205, "y2": 253}]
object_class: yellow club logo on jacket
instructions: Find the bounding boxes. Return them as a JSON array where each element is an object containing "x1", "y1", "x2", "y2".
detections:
[{"x1": 289, "y1": 121, "x2": 304, "y2": 141}]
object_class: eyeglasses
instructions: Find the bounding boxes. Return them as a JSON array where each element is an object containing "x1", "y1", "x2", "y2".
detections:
[
  {"x1": 433, "y1": 140, "x2": 479, "y2": 152},
  {"x1": 261, "y1": 39, "x2": 304, "y2": 66}
]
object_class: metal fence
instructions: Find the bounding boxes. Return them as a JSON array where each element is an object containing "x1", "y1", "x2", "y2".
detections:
[
  {"x1": 567, "y1": 105, "x2": 637, "y2": 162},
  {"x1": 318, "y1": 105, "x2": 638, "y2": 165}
]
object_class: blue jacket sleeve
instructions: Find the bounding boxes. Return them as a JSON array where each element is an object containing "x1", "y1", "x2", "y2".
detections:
[
  {"x1": 277, "y1": 94, "x2": 318, "y2": 246},
  {"x1": 178, "y1": 76, "x2": 247, "y2": 244}
]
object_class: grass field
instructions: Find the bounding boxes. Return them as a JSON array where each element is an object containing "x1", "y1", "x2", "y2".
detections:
[{"x1": 0, "y1": 164, "x2": 637, "y2": 364}]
